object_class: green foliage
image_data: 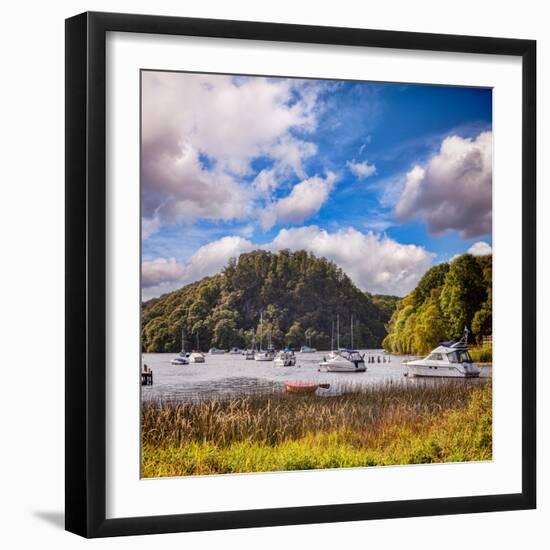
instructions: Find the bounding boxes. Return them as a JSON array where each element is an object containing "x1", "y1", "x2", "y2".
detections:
[
  {"x1": 440, "y1": 254, "x2": 487, "y2": 339},
  {"x1": 383, "y1": 254, "x2": 492, "y2": 355},
  {"x1": 469, "y1": 344, "x2": 493, "y2": 363},
  {"x1": 370, "y1": 294, "x2": 401, "y2": 324},
  {"x1": 285, "y1": 321, "x2": 304, "y2": 349},
  {"x1": 141, "y1": 250, "x2": 399, "y2": 352}
]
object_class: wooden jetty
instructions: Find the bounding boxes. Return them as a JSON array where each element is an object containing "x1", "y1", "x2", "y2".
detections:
[{"x1": 141, "y1": 364, "x2": 153, "y2": 386}]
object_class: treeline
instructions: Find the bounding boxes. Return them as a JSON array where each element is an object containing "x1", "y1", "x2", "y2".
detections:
[
  {"x1": 141, "y1": 249, "x2": 399, "y2": 352},
  {"x1": 382, "y1": 254, "x2": 492, "y2": 355}
]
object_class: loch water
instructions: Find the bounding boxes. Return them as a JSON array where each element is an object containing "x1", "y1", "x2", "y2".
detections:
[{"x1": 141, "y1": 351, "x2": 491, "y2": 402}]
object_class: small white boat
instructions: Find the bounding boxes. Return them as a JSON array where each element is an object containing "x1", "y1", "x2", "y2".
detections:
[
  {"x1": 319, "y1": 349, "x2": 366, "y2": 372},
  {"x1": 254, "y1": 349, "x2": 275, "y2": 362},
  {"x1": 245, "y1": 349, "x2": 255, "y2": 360},
  {"x1": 274, "y1": 349, "x2": 296, "y2": 367},
  {"x1": 171, "y1": 329, "x2": 189, "y2": 365},
  {"x1": 404, "y1": 332, "x2": 480, "y2": 378},
  {"x1": 228, "y1": 347, "x2": 242, "y2": 355},
  {"x1": 299, "y1": 346, "x2": 317, "y2": 353},
  {"x1": 188, "y1": 351, "x2": 205, "y2": 363},
  {"x1": 208, "y1": 347, "x2": 226, "y2": 355}
]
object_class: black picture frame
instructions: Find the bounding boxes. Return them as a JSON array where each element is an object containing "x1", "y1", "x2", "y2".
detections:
[{"x1": 65, "y1": 11, "x2": 536, "y2": 538}]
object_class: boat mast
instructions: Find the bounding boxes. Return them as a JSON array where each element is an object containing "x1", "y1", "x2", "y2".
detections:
[
  {"x1": 196, "y1": 332, "x2": 199, "y2": 352},
  {"x1": 337, "y1": 314, "x2": 340, "y2": 350},
  {"x1": 331, "y1": 319, "x2": 334, "y2": 351},
  {"x1": 181, "y1": 329, "x2": 185, "y2": 353},
  {"x1": 259, "y1": 311, "x2": 263, "y2": 351},
  {"x1": 350, "y1": 315, "x2": 354, "y2": 349}
]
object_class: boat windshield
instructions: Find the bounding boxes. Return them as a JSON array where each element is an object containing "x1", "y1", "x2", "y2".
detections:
[
  {"x1": 341, "y1": 350, "x2": 363, "y2": 362},
  {"x1": 448, "y1": 350, "x2": 473, "y2": 363}
]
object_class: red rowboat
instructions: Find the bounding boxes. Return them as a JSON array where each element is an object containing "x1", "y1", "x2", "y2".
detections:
[{"x1": 285, "y1": 382, "x2": 330, "y2": 395}]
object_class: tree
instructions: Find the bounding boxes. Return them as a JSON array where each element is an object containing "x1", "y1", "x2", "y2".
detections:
[
  {"x1": 439, "y1": 254, "x2": 487, "y2": 339},
  {"x1": 285, "y1": 321, "x2": 304, "y2": 349},
  {"x1": 141, "y1": 250, "x2": 401, "y2": 352},
  {"x1": 412, "y1": 263, "x2": 450, "y2": 307},
  {"x1": 212, "y1": 318, "x2": 238, "y2": 349},
  {"x1": 383, "y1": 254, "x2": 491, "y2": 355},
  {"x1": 472, "y1": 306, "x2": 492, "y2": 338}
]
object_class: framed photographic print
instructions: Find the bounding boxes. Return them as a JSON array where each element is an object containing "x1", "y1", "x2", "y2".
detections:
[{"x1": 65, "y1": 11, "x2": 536, "y2": 538}]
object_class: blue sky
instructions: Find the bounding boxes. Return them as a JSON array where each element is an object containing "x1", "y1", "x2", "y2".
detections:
[{"x1": 141, "y1": 72, "x2": 492, "y2": 299}]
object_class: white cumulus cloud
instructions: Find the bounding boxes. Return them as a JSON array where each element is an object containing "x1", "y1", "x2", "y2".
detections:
[
  {"x1": 347, "y1": 159, "x2": 377, "y2": 179},
  {"x1": 467, "y1": 241, "x2": 492, "y2": 256},
  {"x1": 141, "y1": 72, "x2": 322, "y2": 236},
  {"x1": 395, "y1": 131, "x2": 492, "y2": 238},
  {"x1": 142, "y1": 257, "x2": 186, "y2": 288},
  {"x1": 260, "y1": 172, "x2": 338, "y2": 230}
]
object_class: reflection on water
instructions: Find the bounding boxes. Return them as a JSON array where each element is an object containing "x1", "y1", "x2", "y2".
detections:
[{"x1": 141, "y1": 351, "x2": 492, "y2": 403}]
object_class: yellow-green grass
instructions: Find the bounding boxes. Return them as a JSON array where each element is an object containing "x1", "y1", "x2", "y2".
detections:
[
  {"x1": 142, "y1": 382, "x2": 492, "y2": 477},
  {"x1": 469, "y1": 344, "x2": 493, "y2": 363}
]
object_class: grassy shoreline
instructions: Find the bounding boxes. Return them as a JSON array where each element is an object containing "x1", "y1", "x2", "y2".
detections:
[{"x1": 142, "y1": 381, "x2": 492, "y2": 477}]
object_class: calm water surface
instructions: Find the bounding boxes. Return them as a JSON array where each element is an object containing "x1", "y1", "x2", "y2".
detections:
[{"x1": 141, "y1": 351, "x2": 492, "y2": 402}]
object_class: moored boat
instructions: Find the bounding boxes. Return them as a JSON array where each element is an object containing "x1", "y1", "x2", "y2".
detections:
[
  {"x1": 189, "y1": 351, "x2": 206, "y2": 363},
  {"x1": 403, "y1": 329, "x2": 481, "y2": 378},
  {"x1": 319, "y1": 349, "x2": 366, "y2": 372},
  {"x1": 254, "y1": 349, "x2": 275, "y2": 361},
  {"x1": 319, "y1": 315, "x2": 366, "y2": 372},
  {"x1": 171, "y1": 329, "x2": 189, "y2": 365},
  {"x1": 208, "y1": 347, "x2": 226, "y2": 355},
  {"x1": 254, "y1": 311, "x2": 275, "y2": 361},
  {"x1": 170, "y1": 356, "x2": 188, "y2": 365},
  {"x1": 274, "y1": 349, "x2": 296, "y2": 367},
  {"x1": 285, "y1": 382, "x2": 318, "y2": 394},
  {"x1": 299, "y1": 345, "x2": 317, "y2": 353},
  {"x1": 228, "y1": 347, "x2": 242, "y2": 354}
]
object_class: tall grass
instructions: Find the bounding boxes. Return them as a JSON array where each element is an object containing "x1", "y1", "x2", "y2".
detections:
[
  {"x1": 469, "y1": 344, "x2": 493, "y2": 363},
  {"x1": 142, "y1": 381, "x2": 492, "y2": 477}
]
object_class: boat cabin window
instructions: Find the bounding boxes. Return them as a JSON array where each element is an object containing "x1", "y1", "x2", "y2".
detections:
[
  {"x1": 427, "y1": 353, "x2": 443, "y2": 361},
  {"x1": 448, "y1": 350, "x2": 472, "y2": 363},
  {"x1": 457, "y1": 350, "x2": 472, "y2": 363}
]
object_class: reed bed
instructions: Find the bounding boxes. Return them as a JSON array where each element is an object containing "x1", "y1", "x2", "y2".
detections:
[{"x1": 142, "y1": 380, "x2": 492, "y2": 477}]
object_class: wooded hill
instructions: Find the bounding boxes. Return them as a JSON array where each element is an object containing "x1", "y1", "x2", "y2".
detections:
[
  {"x1": 142, "y1": 249, "x2": 399, "y2": 352},
  {"x1": 382, "y1": 253, "x2": 492, "y2": 355}
]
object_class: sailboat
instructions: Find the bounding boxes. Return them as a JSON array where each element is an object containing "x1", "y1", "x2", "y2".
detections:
[
  {"x1": 254, "y1": 311, "x2": 275, "y2": 361},
  {"x1": 188, "y1": 332, "x2": 205, "y2": 363},
  {"x1": 245, "y1": 336, "x2": 256, "y2": 360},
  {"x1": 319, "y1": 314, "x2": 366, "y2": 372},
  {"x1": 300, "y1": 333, "x2": 317, "y2": 353},
  {"x1": 171, "y1": 329, "x2": 189, "y2": 365}
]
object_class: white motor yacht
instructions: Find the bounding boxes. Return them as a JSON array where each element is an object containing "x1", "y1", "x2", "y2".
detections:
[
  {"x1": 228, "y1": 347, "x2": 242, "y2": 354},
  {"x1": 319, "y1": 349, "x2": 366, "y2": 372},
  {"x1": 299, "y1": 346, "x2": 317, "y2": 353},
  {"x1": 208, "y1": 347, "x2": 226, "y2": 355},
  {"x1": 274, "y1": 349, "x2": 296, "y2": 367},
  {"x1": 404, "y1": 337, "x2": 481, "y2": 378}
]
